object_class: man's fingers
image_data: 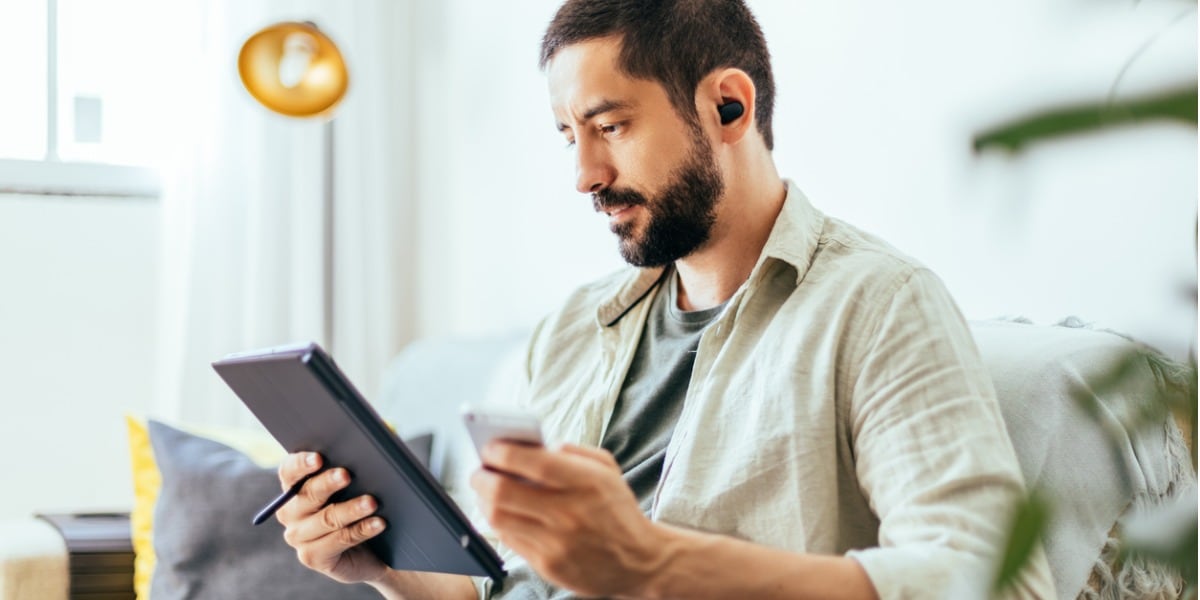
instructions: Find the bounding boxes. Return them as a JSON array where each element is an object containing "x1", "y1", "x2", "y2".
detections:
[
  {"x1": 276, "y1": 467, "x2": 351, "y2": 524},
  {"x1": 470, "y1": 468, "x2": 560, "y2": 524},
  {"x1": 295, "y1": 515, "x2": 388, "y2": 570},
  {"x1": 557, "y1": 443, "x2": 619, "y2": 468},
  {"x1": 491, "y1": 516, "x2": 550, "y2": 561},
  {"x1": 279, "y1": 452, "x2": 323, "y2": 490},
  {"x1": 283, "y1": 494, "x2": 378, "y2": 546},
  {"x1": 480, "y1": 442, "x2": 595, "y2": 488}
]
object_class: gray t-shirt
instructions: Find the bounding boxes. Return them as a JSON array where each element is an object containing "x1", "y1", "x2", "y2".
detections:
[{"x1": 498, "y1": 270, "x2": 725, "y2": 599}]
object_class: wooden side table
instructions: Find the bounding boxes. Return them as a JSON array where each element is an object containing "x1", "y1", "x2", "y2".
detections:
[{"x1": 34, "y1": 513, "x2": 133, "y2": 600}]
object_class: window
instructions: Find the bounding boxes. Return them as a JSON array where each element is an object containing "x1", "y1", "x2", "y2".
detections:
[
  {"x1": 0, "y1": 0, "x2": 167, "y2": 197},
  {"x1": 0, "y1": 1, "x2": 47, "y2": 161}
]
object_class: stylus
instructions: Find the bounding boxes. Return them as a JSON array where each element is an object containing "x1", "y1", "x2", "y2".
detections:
[{"x1": 252, "y1": 471, "x2": 317, "y2": 526}]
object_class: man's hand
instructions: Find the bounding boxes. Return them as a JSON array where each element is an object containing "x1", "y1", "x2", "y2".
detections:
[
  {"x1": 471, "y1": 443, "x2": 879, "y2": 599},
  {"x1": 275, "y1": 453, "x2": 478, "y2": 600},
  {"x1": 275, "y1": 452, "x2": 389, "y2": 585},
  {"x1": 470, "y1": 442, "x2": 668, "y2": 597}
]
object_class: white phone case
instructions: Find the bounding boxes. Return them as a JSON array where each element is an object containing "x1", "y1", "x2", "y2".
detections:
[{"x1": 461, "y1": 405, "x2": 544, "y2": 456}]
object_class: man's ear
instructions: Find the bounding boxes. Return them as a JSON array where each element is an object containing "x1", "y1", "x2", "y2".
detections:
[{"x1": 699, "y1": 68, "x2": 756, "y2": 145}]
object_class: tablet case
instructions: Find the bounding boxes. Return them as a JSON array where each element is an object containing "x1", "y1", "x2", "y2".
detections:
[{"x1": 212, "y1": 342, "x2": 506, "y2": 584}]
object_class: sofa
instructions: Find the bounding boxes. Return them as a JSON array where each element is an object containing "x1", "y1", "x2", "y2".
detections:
[{"x1": 0, "y1": 320, "x2": 1193, "y2": 600}]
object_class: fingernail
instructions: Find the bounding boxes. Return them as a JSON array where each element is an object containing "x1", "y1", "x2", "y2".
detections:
[
  {"x1": 368, "y1": 518, "x2": 383, "y2": 530},
  {"x1": 305, "y1": 453, "x2": 317, "y2": 467},
  {"x1": 334, "y1": 469, "x2": 348, "y2": 484},
  {"x1": 360, "y1": 497, "x2": 374, "y2": 511}
]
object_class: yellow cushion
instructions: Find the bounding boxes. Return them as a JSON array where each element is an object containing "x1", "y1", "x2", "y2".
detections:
[
  {"x1": 124, "y1": 415, "x2": 284, "y2": 600},
  {"x1": 126, "y1": 415, "x2": 158, "y2": 600}
]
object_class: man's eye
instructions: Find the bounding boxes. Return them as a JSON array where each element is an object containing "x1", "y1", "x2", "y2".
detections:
[{"x1": 599, "y1": 123, "x2": 619, "y2": 135}]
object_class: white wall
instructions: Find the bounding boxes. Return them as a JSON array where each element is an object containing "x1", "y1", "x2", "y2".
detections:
[
  {"x1": 411, "y1": 0, "x2": 623, "y2": 339},
  {"x1": 0, "y1": 195, "x2": 159, "y2": 519},
  {"x1": 755, "y1": 0, "x2": 1197, "y2": 359}
]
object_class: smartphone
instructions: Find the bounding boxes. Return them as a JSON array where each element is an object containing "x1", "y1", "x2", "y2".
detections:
[{"x1": 461, "y1": 404, "x2": 544, "y2": 456}]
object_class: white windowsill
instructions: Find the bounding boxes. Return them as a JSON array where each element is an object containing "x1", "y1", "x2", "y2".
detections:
[{"x1": 0, "y1": 159, "x2": 160, "y2": 198}]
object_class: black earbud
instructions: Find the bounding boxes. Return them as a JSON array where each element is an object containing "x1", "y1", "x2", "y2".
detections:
[{"x1": 718, "y1": 100, "x2": 744, "y2": 125}]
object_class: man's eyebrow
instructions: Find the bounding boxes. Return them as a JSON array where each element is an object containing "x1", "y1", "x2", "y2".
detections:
[
  {"x1": 556, "y1": 99, "x2": 634, "y2": 131},
  {"x1": 582, "y1": 99, "x2": 632, "y2": 121}
]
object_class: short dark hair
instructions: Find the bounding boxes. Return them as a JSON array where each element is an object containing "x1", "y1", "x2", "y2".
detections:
[{"x1": 540, "y1": 0, "x2": 776, "y2": 150}]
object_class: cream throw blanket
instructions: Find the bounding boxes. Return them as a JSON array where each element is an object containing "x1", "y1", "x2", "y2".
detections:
[{"x1": 972, "y1": 318, "x2": 1195, "y2": 600}]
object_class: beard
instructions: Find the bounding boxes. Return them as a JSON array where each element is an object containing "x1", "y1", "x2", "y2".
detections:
[{"x1": 591, "y1": 135, "x2": 724, "y2": 267}]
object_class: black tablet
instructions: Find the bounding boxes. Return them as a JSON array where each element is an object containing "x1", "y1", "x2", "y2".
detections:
[{"x1": 212, "y1": 342, "x2": 506, "y2": 584}]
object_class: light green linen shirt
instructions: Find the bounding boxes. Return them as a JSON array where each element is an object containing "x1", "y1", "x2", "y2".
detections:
[{"x1": 478, "y1": 180, "x2": 1055, "y2": 599}]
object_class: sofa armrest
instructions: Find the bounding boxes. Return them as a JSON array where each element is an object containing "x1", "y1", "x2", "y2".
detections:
[{"x1": 0, "y1": 518, "x2": 67, "y2": 600}]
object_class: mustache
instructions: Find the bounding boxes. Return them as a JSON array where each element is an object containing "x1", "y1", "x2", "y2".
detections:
[{"x1": 592, "y1": 187, "x2": 648, "y2": 213}]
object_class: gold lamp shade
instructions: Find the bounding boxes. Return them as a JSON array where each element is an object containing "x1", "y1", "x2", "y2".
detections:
[{"x1": 238, "y1": 22, "x2": 349, "y2": 118}]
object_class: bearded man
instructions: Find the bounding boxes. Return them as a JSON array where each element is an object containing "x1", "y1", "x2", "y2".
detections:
[{"x1": 273, "y1": 1, "x2": 1056, "y2": 598}]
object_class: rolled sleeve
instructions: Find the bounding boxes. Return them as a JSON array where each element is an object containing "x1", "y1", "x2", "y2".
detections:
[{"x1": 847, "y1": 268, "x2": 1055, "y2": 599}]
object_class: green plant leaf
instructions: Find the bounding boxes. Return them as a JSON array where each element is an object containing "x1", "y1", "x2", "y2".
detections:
[
  {"x1": 993, "y1": 491, "x2": 1050, "y2": 596},
  {"x1": 973, "y1": 86, "x2": 1197, "y2": 154}
]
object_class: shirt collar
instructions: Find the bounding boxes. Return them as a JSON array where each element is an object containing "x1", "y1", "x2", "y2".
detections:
[
  {"x1": 596, "y1": 179, "x2": 824, "y2": 328},
  {"x1": 596, "y1": 267, "x2": 668, "y2": 328},
  {"x1": 759, "y1": 179, "x2": 825, "y2": 286}
]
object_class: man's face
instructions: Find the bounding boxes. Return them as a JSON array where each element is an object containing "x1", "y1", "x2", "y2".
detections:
[{"x1": 547, "y1": 37, "x2": 724, "y2": 267}]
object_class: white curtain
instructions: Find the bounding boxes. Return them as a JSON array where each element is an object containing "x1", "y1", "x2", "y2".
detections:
[{"x1": 155, "y1": 0, "x2": 416, "y2": 428}]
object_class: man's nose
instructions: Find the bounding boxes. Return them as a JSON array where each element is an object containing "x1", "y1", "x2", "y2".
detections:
[{"x1": 574, "y1": 141, "x2": 615, "y2": 194}]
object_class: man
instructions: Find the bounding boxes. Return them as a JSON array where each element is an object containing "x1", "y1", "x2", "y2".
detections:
[{"x1": 275, "y1": 1, "x2": 1056, "y2": 598}]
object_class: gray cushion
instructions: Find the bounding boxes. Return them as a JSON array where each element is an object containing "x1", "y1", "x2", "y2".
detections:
[{"x1": 147, "y1": 420, "x2": 380, "y2": 599}]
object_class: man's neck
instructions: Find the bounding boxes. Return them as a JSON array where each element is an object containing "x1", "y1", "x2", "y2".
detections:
[{"x1": 674, "y1": 159, "x2": 786, "y2": 312}]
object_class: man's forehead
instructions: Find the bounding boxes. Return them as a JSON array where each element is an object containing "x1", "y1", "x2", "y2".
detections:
[
  {"x1": 549, "y1": 37, "x2": 672, "y2": 125},
  {"x1": 546, "y1": 35, "x2": 623, "y2": 81},
  {"x1": 546, "y1": 36, "x2": 642, "y2": 120}
]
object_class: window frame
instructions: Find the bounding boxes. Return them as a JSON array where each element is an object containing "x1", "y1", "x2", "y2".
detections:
[
  {"x1": 0, "y1": 159, "x2": 160, "y2": 198},
  {"x1": 0, "y1": 0, "x2": 162, "y2": 199}
]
